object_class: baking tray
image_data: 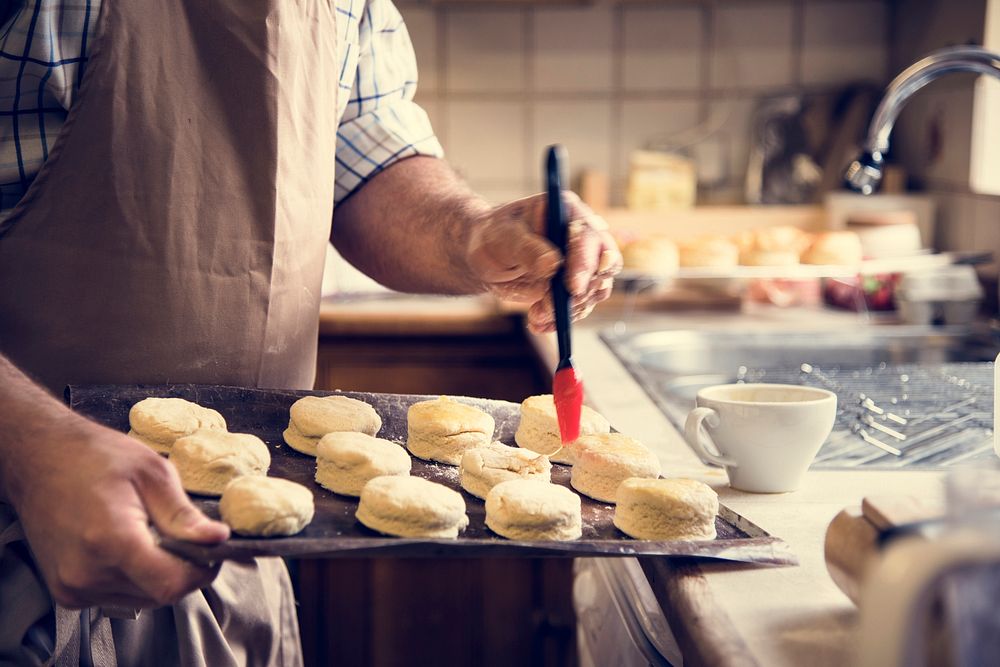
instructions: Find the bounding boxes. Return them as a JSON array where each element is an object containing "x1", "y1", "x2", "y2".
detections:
[{"x1": 66, "y1": 384, "x2": 796, "y2": 565}]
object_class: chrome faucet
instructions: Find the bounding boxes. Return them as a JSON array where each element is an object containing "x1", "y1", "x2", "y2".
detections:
[{"x1": 844, "y1": 45, "x2": 1000, "y2": 194}]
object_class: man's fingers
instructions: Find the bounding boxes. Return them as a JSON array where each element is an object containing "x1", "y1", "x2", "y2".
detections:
[
  {"x1": 469, "y1": 220, "x2": 561, "y2": 284},
  {"x1": 119, "y1": 533, "x2": 221, "y2": 607},
  {"x1": 134, "y1": 458, "x2": 229, "y2": 544}
]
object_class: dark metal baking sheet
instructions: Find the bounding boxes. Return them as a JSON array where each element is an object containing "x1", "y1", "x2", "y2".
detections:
[{"x1": 66, "y1": 384, "x2": 796, "y2": 565}]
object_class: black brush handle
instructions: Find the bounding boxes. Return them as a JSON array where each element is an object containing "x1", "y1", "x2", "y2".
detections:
[{"x1": 545, "y1": 145, "x2": 572, "y2": 369}]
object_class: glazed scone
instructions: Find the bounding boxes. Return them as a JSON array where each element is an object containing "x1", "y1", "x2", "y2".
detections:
[
  {"x1": 219, "y1": 476, "x2": 315, "y2": 537},
  {"x1": 283, "y1": 395, "x2": 382, "y2": 457},
  {"x1": 128, "y1": 397, "x2": 227, "y2": 455},
  {"x1": 614, "y1": 478, "x2": 718, "y2": 541},
  {"x1": 800, "y1": 231, "x2": 864, "y2": 265},
  {"x1": 678, "y1": 236, "x2": 739, "y2": 269},
  {"x1": 485, "y1": 479, "x2": 582, "y2": 541},
  {"x1": 515, "y1": 394, "x2": 611, "y2": 465},
  {"x1": 570, "y1": 433, "x2": 661, "y2": 503},
  {"x1": 315, "y1": 432, "x2": 411, "y2": 497},
  {"x1": 622, "y1": 236, "x2": 679, "y2": 275},
  {"x1": 459, "y1": 441, "x2": 551, "y2": 500},
  {"x1": 406, "y1": 396, "x2": 495, "y2": 465},
  {"x1": 170, "y1": 429, "x2": 270, "y2": 496},
  {"x1": 356, "y1": 476, "x2": 469, "y2": 538}
]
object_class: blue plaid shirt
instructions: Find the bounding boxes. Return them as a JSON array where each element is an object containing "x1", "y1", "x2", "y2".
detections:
[{"x1": 0, "y1": 0, "x2": 442, "y2": 218}]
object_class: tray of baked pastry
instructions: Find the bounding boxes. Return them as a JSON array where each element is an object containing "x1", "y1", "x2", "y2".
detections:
[
  {"x1": 66, "y1": 384, "x2": 796, "y2": 565},
  {"x1": 616, "y1": 225, "x2": 991, "y2": 283}
]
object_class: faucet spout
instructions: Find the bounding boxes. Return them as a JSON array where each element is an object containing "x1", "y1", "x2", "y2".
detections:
[{"x1": 844, "y1": 45, "x2": 1000, "y2": 194}]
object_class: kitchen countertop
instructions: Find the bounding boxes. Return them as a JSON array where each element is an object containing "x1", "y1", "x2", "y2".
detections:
[
  {"x1": 318, "y1": 292, "x2": 954, "y2": 666},
  {"x1": 531, "y1": 301, "x2": 950, "y2": 667}
]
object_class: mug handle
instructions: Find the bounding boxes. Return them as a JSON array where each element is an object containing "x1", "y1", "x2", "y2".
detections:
[
  {"x1": 684, "y1": 407, "x2": 738, "y2": 468},
  {"x1": 857, "y1": 531, "x2": 1000, "y2": 667}
]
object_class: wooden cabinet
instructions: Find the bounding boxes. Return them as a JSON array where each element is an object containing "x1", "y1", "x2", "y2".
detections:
[{"x1": 295, "y1": 314, "x2": 576, "y2": 667}]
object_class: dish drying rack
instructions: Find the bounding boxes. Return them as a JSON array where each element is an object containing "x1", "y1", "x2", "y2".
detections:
[{"x1": 743, "y1": 361, "x2": 995, "y2": 469}]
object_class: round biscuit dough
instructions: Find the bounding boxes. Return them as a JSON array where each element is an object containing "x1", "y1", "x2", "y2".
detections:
[
  {"x1": 170, "y1": 429, "x2": 271, "y2": 496},
  {"x1": 485, "y1": 479, "x2": 582, "y2": 541},
  {"x1": 128, "y1": 397, "x2": 227, "y2": 454},
  {"x1": 219, "y1": 476, "x2": 315, "y2": 537},
  {"x1": 284, "y1": 395, "x2": 382, "y2": 457},
  {"x1": 315, "y1": 432, "x2": 411, "y2": 496},
  {"x1": 356, "y1": 476, "x2": 468, "y2": 538},
  {"x1": 406, "y1": 397, "x2": 495, "y2": 465},
  {"x1": 570, "y1": 433, "x2": 661, "y2": 503},
  {"x1": 459, "y1": 441, "x2": 551, "y2": 500},
  {"x1": 514, "y1": 394, "x2": 610, "y2": 464},
  {"x1": 613, "y1": 477, "x2": 718, "y2": 541}
]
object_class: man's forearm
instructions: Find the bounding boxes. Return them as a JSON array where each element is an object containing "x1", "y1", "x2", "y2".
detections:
[
  {"x1": 0, "y1": 354, "x2": 87, "y2": 504},
  {"x1": 332, "y1": 156, "x2": 492, "y2": 294}
]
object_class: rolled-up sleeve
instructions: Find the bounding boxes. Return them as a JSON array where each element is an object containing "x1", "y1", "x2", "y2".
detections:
[{"x1": 335, "y1": 0, "x2": 444, "y2": 204}]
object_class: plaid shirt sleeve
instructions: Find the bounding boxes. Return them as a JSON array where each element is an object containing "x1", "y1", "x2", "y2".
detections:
[{"x1": 333, "y1": 0, "x2": 443, "y2": 204}]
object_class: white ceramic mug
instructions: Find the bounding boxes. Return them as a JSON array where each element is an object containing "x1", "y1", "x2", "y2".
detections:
[{"x1": 683, "y1": 383, "x2": 837, "y2": 493}]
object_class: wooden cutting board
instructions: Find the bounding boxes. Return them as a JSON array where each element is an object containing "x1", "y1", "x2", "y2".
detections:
[{"x1": 824, "y1": 493, "x2": 946, "y2": 604}]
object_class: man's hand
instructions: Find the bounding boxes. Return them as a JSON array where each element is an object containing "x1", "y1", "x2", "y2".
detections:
[
  {"x1": 466, "y1": 192, "x2": 622, "y2": 333},
  {"x1": 8, "y1": 417, "x2": 229, "y2": 609}
]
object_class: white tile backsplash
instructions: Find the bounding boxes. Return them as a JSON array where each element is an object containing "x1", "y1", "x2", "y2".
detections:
[
  {"x1": 623, "y1": 7, "x2": 704, "y2": 92},
  {"x1": 444, "y1": 100, "x2": 526, "y2": 184},
  {"x1": 802, "y1": 0, "x2": 889, "y2": 85},
  {"x1": 533, "y1": 7, "x2": 614, "y2": 93},
  {"x1": 711, "y1": 4, "x2": 794, "y2": 91},
  {"x1": 445, "y1": 9, "x2": 525, "y2": 93},
  {"x1": 387, "y1": 0, "x2": 895, "y2": 207}
]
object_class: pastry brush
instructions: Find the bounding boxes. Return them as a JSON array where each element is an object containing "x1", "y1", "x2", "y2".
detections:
[{"x1": 545, "y1": 145, "x2": 583, "y2": 444}]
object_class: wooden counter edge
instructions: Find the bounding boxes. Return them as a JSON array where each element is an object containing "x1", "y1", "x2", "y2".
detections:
[
  {"x1": 525, "y1": 327, "x2": 760, "y2": 667},
  {"x1": 318, "y1": 297, "x2": 522, "y2": 337},
  {"x1": 640, "y1": 559, "x2": 761, "y2": 667}
]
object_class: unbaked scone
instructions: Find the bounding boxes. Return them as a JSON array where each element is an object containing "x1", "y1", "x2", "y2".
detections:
[
  {"x1": 356, "y1": 476, "x2": 469, "y2": 538},
  {"x1": 614, "y1": 478, "x2": 718, "y2": 541},
  {"x1": 315, "y1": 432, "x2": 411, "y2": 497},
  {"x1": 283, "y1": 395, "x2": 382, "y2": 457},
  {"x1": 128, "y1": 397, "x2": 227, "y2": 455},
  {"x1": 406, "y1": 396, "x2": 495, "y2": 465},
  {"x1": 485, "y1": 479, "x2": 582, "y2": 541},
  {"x1": 571, "y1": 433, "x2": 661, "y2": 503},
  {"x1": 515, "y1": 394, "x2": 611, "y2": 465},
  {"x1": 459, "y1": 441, "x2": 551, "y2": 500},
  {"x1": 170, "y1": 429, "x2": 271, "y2": 496},
  {"x1": 219, "y1": 476, "x2": 315, "y2": 537}
]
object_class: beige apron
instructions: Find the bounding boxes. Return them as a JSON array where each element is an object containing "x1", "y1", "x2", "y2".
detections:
[{"x1": 0, "y1": 0, "x2": 339, "y2": 663}]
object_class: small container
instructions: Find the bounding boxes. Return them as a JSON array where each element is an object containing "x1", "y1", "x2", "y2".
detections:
[{"x1": 895, "y1": 265, "x2": 984, "y2": 325}]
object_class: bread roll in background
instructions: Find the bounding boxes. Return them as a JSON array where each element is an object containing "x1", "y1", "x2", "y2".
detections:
[
  {"x1": 800, "y1": 231, "x2": 864, "y2": 265},
  {"x1": 621, "y1": 236, "x2": 679, "y2": 274},
  {"x1": 678, "y1": 236, "x2": 739, "y2": 268},
  {"x1": 737, "y1": 225, "x2": 811, "y2": 266}
]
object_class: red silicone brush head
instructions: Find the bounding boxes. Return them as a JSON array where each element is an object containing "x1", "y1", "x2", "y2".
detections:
[{"x1": 552, "y1": 366, "x2": 584, "y2": 443}]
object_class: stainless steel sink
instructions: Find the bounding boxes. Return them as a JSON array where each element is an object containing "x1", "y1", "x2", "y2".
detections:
[{"x1": 602, "y1": 326, "x2": 998, "y2": 469}]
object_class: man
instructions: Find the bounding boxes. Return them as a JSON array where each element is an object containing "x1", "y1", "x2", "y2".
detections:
[{"x1": 0, "y1": 0, "x2": 620, "y2": 664}]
